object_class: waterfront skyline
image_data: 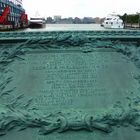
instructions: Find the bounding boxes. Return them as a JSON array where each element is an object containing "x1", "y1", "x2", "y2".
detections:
[{"x1": 23, "y1": 0, "x2": 140, "y2": 18}]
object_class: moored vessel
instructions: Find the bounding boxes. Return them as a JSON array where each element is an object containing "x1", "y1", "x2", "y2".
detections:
[
  {"x1": 0, "y1": 0, "x2": 28, "y2": 30},
  {"x1": 101, "y1": 13, "x2": 124, "y2": 29},
  {"x1": 29, "y1": 17, "x2": 46, "y2": 28}
]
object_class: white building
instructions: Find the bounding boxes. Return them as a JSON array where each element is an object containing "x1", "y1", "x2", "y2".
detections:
[{"x1": 54, "y1": 15, "x2": 61, "y2": 22}]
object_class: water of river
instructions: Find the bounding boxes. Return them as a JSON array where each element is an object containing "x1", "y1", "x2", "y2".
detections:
[{"x1": 22, "y1": 24, "x2": 111, "y2": 32}]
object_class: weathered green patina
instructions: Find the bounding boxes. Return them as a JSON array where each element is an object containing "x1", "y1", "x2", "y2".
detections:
[{"x1": 0, "y1": 31, "x2": 140, "y2": 140}]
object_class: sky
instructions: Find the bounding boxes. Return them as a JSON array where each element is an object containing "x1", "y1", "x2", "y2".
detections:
[{"x1": 23, "y1": 0, "x2": 140, "y2": 18}]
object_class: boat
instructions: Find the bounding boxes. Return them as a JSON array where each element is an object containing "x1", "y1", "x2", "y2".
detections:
[
  {"x1": 29, "y1": 17, "x2": 46, "y2": 28},
  {"x1": 101, "y1": 13, "x2": 124, "y2": 29},
  {"x1": 0, "y1": 0, "x2": 28, "y2": 30}
]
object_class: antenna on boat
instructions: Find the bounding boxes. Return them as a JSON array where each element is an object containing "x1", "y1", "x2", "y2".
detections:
[{"x1": 35, "y1": 11, "x2": 40, "y2": 17}]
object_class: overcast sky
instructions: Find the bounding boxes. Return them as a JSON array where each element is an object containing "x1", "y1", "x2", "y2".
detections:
[{"x1": 23, "y1": 0, "x2": 140, "y2": 18}]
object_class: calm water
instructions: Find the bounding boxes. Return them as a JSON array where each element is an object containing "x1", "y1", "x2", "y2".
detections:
[{"x1": 23, "y1": 24, "x2": 109, "y2": 32}]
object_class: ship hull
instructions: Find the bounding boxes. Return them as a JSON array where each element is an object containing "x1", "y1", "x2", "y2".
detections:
[
  {"x1": 29, "y1": 22, "x2": 46, "y2": 28},
  {"x1": 0, "y1": 0, "x2": 28, "y2": 30}
]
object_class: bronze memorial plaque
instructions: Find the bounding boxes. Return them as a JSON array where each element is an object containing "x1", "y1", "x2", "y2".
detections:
[{"x1": 1, "y1": 31, "x2": 140, "y2": 140}]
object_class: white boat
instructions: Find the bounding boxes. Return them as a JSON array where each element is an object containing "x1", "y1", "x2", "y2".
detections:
[
  {"x1": 29, "y1": 17, "x2": 46, "y2": 28},
  {"x1": 101, "y1": 14, "x2": 124, "y2": 29}
]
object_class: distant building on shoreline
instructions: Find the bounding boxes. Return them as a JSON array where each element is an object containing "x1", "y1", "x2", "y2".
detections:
[
  {"x1": 94, "y1": 17, "x2": 101, "y2": 24},
  {"x1": 53, "y1": 15, "x2": 61, "y2": 23},
  {"x1": 46, "y1": 16, "x2": 101, "y2": 24}
]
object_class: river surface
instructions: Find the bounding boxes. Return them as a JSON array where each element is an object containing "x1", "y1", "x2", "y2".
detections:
[{"x1": 22, "y1": 24, "x2": 124, "y2": 32}]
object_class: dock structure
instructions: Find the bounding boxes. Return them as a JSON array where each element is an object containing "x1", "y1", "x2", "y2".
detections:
[{"x1": 125, "y1": 23, "x2": 140, "y2": 29}]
